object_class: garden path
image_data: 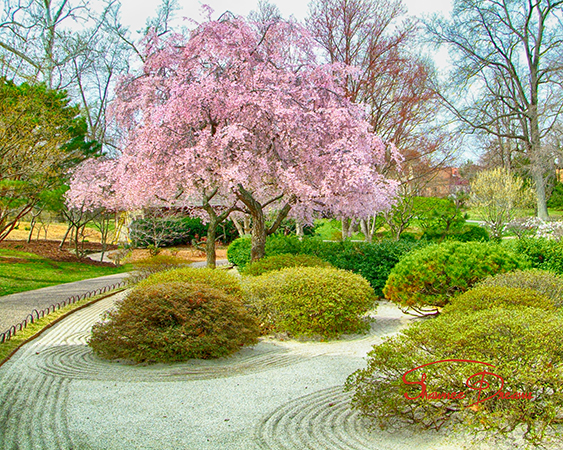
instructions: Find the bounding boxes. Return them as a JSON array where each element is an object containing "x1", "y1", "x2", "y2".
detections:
[
  {"x1": 0, "y1": 273, "x2": 128, "y2": 333},
  {"x1": 0, "y1": 260, "x2": 228, "y2": 334}
]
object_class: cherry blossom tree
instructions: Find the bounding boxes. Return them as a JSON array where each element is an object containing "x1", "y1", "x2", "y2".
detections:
[{"x1": 71, "y1": 13, "x2": 399, "y2": 265}]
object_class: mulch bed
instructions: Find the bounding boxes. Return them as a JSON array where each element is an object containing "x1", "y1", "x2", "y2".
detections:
[{"x1": 0, "y1": 240, "x2": 119, "y2": 266}]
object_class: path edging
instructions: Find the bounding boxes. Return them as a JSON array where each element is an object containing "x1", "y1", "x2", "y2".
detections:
[{"x1": 0, "y1": 287, "x2": 127, "y2": 368}]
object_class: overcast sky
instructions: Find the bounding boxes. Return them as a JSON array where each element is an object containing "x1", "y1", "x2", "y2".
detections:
[
  {"x1": 118, "y1": 0, "x2": 453, "y2": 36},
  {"x1": 117, "y1": 0, "x2": 453, "y2": 71}
]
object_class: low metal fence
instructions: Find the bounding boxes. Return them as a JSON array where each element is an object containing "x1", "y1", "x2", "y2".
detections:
[{"x1": 0, "y1": 281, "x2": 127, "y2": 343}]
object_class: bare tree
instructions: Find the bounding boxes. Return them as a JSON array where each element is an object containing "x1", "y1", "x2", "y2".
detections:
[
  {"x1": 307, "y1": 0, "x2": 454, "y2": 241},
  {"x1": 427, "y1": 0, "x2": 563, "y2": 219},
  {"x1": 249, "y1": 0, "x2": 282, "y2": 29},
  {"x1": 307, "y1": 0, "x2": 446, "y2": 158},
  {"x1": 0, "y1": 0, "x2": 98, "y2": 89}
]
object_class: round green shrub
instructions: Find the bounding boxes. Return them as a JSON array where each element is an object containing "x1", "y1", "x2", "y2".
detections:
[
  {"x1": 346, "y1": 307, "x2": 563, "y2": 444},
  {"x1": 477, "y1": 269, "x2": 563, "y2": 308},
  {"x1": 227, "y1": 235, "x2": 302, "y2": 269},
  {"x1": 383, "y1": 241, "x2": 527, "y2": 314},
  {"x1": 226, "y1": 236, "x2": 252, "y2": 268},
  {"x1": 243, "y1": 266, "x2": 376, "y2": 338},
  {"x1": 443, "y1": 286, "x2": 555, "y2": 314},
  {"x1": 265, "y1": 234, "x2": 302, "y2": 255},
  {"x1": 137, "y1": 267, "x2": 242, "y2": 298},
  {"x1": 242, "y1": 253, "x2": 332, "y2": 276},
  {"x1": 506, "y1": 238, "x2": 563, "y2": 274},
  {"x1": 454, "y1": 224, "x2": 490, "y2": 242},
  {"x1": 396, "y1": 232, "x2": 418, "y2": 242},
  {"x1": 89, "y1": 282, "x2": 260, "y2": 363},
  {"x1": 311, "y1": 239, "x2": 427, "y2": 298}
]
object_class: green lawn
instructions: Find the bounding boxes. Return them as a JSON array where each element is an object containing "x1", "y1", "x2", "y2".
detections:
[
  {"x1": 465, "y1": 208, "x2": 563, "y2": 221},
  {"x1": 0, "y1": 249, "x2": 131, "y2": 296}
]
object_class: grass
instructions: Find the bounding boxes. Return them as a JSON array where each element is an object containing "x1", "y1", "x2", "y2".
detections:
[
  {"x1": 313, "y1": 218, "x2": 367, "y2": 241},
  {"x1": 466, "y1": 208, "x2": 563, "y2": 221},
  {"x1": 0, "y1": 248, "x2": 131, "y2": 296},
  {"x1": 0, "y1": 289, "x2": 125, "y2": 365}
]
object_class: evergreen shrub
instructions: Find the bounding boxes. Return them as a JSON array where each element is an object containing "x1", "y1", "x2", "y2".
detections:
[
  {"x1": 243, "y1": 266, "x2": 376, "y2": 338},
  {"x1": 454, "y1": 224, "x2": 490, "y2": 242},
  {"x1": 383, "y1": 241, "x2": 527, "y2": 314},
  {"x1": 226, "y1": 237, "x2": 252, "y2": 269},
  {"x1": 228, "y1": 235, "x2": 424, "y2": 296},
  {"x1": 89, "y1": 282, "x2": 259, "y2": 362},
  {"x1": 477, "y1": 269, "x2": 563, "y2": 308},
  {"x1": 443, "y1": 286, "x2": 554, "y2": 314},
  {"x1": 346, "y1": 308, "x2": 563, "y2": 445},
  {"x1": 137, "y1": 266, "x2": 242, "y2": 298},
  {"x1": 506, "y1": 238, "x2": 563, "y2": 274}
]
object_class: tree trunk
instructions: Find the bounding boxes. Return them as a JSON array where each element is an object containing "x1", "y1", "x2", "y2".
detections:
[
  {"x1": 250, "y1": 210, "x2": 267, "y2": 262},
  {"x1": 27, "y1": 215, "x2": 37, "y2": 243},
  {"x1": 341, "y1": 217, "x2": 349, "y2": 240},
  {"x1": 206, "y1": 219, "x2": 218, "y2": 269},
  {"x1": 232, "y1": 216, "x2": 245, "y2": 237},
  {"x1": 395, "y1": 227, "x2": 402, "y2": 241},
  {"x1": 360, "y1": 218, "x2": 372, "y2": 243},
  {"x1": 295, "y1": 221, "x2": 304, "y2": 240},
  {"x1": 348, "y1": 218, "x2": 357, "y2": 238},
  {"x1": 235, "y1": 185, "x2": 295, "y2": 262},
  {"x1": 529, "y1": 82, "x2": 549, "y2": 220},
  {"x1": 243, "y1": 215, "x2": 252, "y2": 234},
  {"x1": 99, "y1": 215, "x2": 110, "y2": 262},
  {"x1": 533, "y1": 168, "x2": 549, "y2": 220}
]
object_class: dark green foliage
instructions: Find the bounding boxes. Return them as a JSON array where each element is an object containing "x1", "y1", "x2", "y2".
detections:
[
  {"x1": 227, "y1": 235, "x2": 425, "y2": 296},
  {"x1": 477, "y1": 269, "x2": 563, "y2": 307},
  {"x1": 383, "y1": 241, "x2": 527, "y2": 314},
  {"x1": 415, "y1": 196, "x2": 467, "y2": 241},
  {"x1": 453, "y1": 224, "x2": 490, "y2": 242},
  {"x1": 303, "y1": 239, "x2": 427, "y2": 298},
  {"x1": 242, "y1": 253, "x2": 332, "y2": 276},
  {"x1": 0, "y1": 80, "x2": 99, "y2": 239},
  {"x1": 346, "y1": 308, "x2": 563, "y2": 444},
  {"x1": 226, "y1": 236, "x2": 253, "y2": 268},
  {"x1": 265, "y1": 234, "x2": 302, "y2": 255},
  {"x1": 443, "y1": 286, "x2": 555, "y2": 314},
  {"x1": 243, "y1": 267, "x2": 376, "y2": 338},
  {"x1": 547, "y1": 181, "x2": 563, "y2": 209},
  {"x1": 129, "y1": 216, "x2": 238, "y2": 248},
  {"x1": 137, "y1": 267, "x2": 243, "y2": 298},
  {"x1": 89, "y1": 282, "x2": 259, "y2": 362},
  {"x1": 424, "y1": 223, "x2": 490, "y2": 242},
  {"x1": 395, "y1": 232, "x2": 418, "y2": 242},
  {"x1": 227, "y1": 235, "x2": 303, "y2": 269},
  {"x1": 506, "y1": 238, "x2": 563, "y2": 274}
]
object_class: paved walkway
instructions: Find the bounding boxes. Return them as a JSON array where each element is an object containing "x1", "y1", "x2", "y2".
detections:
[
  {"x1": 0, "y1": 273, "x2": 129, "y2": 333},
  {"x1": 0, "y1": 260, "x2": 229, "y2": 333}
]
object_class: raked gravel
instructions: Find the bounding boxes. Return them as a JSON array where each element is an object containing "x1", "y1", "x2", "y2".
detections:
[{"x1": 0, "y1": 292, "x2": 550, "y2": 450}]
